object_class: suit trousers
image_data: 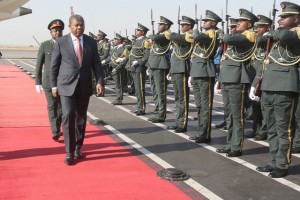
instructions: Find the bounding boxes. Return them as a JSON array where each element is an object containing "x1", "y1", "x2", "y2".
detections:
[
  {"x1": 261, "y1": 91, "x2": 297, "y2": 169},
  {"x1": 60, "y1": 83, "x2": 90, "y2": 153}
]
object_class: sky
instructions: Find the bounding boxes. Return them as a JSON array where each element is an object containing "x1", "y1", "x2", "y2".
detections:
[{"x1": 0, "y1": 0, "x2": 299, "y2": 46}]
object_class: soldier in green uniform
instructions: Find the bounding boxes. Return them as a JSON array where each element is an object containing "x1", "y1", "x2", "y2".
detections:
[
  {"x1": 216, "y1": 9, "x2": 258, "y2": 157},
  {"x1": 126, "y1": 35, "x2": 138, "y2": 95},
  {"x1": 188, "y1": 10, "x2": 221, "y2": 143},
  {"x1": 35, "y1": 19, "x2": 64, "y2": 141},
  {"x1": 105, "y1": 33, "x2": 127, "y2": 105},
  {"x1": 126, "y1": 23, "x2": 151, "y2": 115},
  {"x1": 247, "y1": 15, "x2": 272, "y2": 140},
  {"x1": 256, "y1": 2, "x2": 300, "y2": 178},
  {"x1": 147, "y1": 16, "x2": 173, "y2": 123},
  {"x1": 166, "y1": 16, "x2": 195, "y2": 133}
]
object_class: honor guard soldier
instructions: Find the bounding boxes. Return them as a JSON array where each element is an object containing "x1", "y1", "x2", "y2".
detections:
[
  {"x1": 216, "y1": 9, "x2": 258, "y2": 157},
  {"x1": 147, "y1": 16, "x2": 173, "y2": 123},
  {"x1": 126, "y1": 23, "x2": 151, "y2": 115},
  {"x1": 105, "y1": 33, "x2": 127, "y2": 105},
  {"x1": 214, "y1": 18, "x2": 238, "y2": 130},
  {"x1": 35, "y1": 19, "x2": 64, "y2": 141},
  {"x1": 188, "y1": 10, "x2": 222, "y2": 143},
  {"x1": 166, "y1": 16, "x2": 195, "y2": 133},
  {"x1": 247, "y1": 15, "x2": 272, "y2": 140},
  {"x1": 256, "y1": 1, "x2": 300, "y2": 178}
]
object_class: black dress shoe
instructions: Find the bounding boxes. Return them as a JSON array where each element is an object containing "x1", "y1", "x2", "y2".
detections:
[
  {"x1": 268, "y1": 168, "x2": 288, "y2": 178},
  {"x1": 256, "y1": 165, "x2": 275, "y2": 172},
  {"x1": 223, "y1": 126, "x2": 227, "y2": 130},
  {"x1": 75, "y1": 149, "x2": 83, "y2": 159},
  {"x1": 174, "y1": 127, "x2": 187, "y2": 133},
  {"x1": 167, "y1": 125, "x2": 178, "y2": 130},
  {"x1": 216, "y1": 147, "x2": 231, "y2": 153},
  {"x1": 52, "y1": 132, "x2": 60, "y2": 141},
  {"x1": 292, "y1": 146, "x2": 300, "y2": 154},
  {"x1": 254, "y1": 132, "x2": 268, "y2": 141},
  {"x1": 195, "y1": 137, "x2": 211, "y2": 143},
  {"x1": 148, "y1": 117, "x2": 156, "y2": 122},
  {"x1": 151, "y1": 118, "x2": 165, "y2": 123},
  {"x1": 136, "y1": 111, "x2": 145, "y2": 116},
  {"x1": 131, "y1": 110, "x2": 138, "y2": 114},
  {"x1": 226, "y1": 150, "x2": 242, "y2": 157},
  {"x1": 112, "y1": 101, "x2": 122, "y2": 105},
  {"x1": 215, "y1": 121, "x2": 227, "y2": 129},
  {"x1": 245, "y1": 131, "x2": 256, "y2": 138},
  {"x1": 64, "y1": 153, "x2": 74, "y2": 165},
  {"x1": 189, "y1": 136, "x2": 198, "y2": 140}
]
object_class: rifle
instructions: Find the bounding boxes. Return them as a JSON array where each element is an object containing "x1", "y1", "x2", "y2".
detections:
[
  {"x1": 225, "y1": 0, "x2": 230, "y2": 34},
  {"x1": 32, "y1": 36, "x2": 40, "y2": 46},
  {"x1": 199, "y1": 15, "x2": 203, "y2": 32},
  {"x1": 254, "y1": 0, "x2": 277, "y2": 96},
  {"x1": 151, "y1": 9, "x2": 155, "y2": 34},
  {"x1": 221, "y1": 9, "x2": 225, "y2": 34},
  {"x1": 195, "y1": 4, "x2": 199, "y2": 30},
  {"x1": 178, "y1": 6, "x2": 181, "y2": 34}
]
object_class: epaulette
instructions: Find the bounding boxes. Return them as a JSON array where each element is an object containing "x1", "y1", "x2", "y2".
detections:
[
  {"x1": 291, "y1": 27, "x2": 300, "y2": 39},
  {"x1": 205, "y1": 29, "x2": 216, "y2": 39},
  {"x1": 164, "y1": 30, "x2": 171, "y2": 40},
  {"x1": 242, "y1": 30, "x2": 256, "y2": 43},
  {"x1": 122, "y1": 49, "x2": 130, "y2": 57},
  {"x1": 185, "y1": 30, "x2": 194, "y2": 43},
  {"x1": 143, "y1": 39, "x2": 152, "y2": 49},
  {"x1": 103, "y1": 42, "x2": 109, "y2": 50}
]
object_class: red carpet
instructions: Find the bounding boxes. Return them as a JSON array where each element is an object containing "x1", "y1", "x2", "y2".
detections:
[{"x1": 0, "y1": 65, "x2": 196, "y2": 200}]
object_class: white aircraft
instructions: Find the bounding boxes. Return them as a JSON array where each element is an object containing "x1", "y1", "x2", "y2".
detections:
[{"x1": 0, "y1": 0, "x2": 32, "y2": 21}]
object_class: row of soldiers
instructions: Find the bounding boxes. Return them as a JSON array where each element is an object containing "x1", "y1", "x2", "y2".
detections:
[{"x1": 92, "y1": 1, "x2": 300, "y2": 178}]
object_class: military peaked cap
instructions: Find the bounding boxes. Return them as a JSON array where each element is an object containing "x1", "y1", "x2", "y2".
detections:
[
  {"x1": 98, "y1": 30, "x2": 107, "y2": 37},
  {"x1": 256, "y1": 15, "x2": 272, "y2": 25},
  {"x1": 279, "y1": 1, "x2": 300, "y2": 16},
  {"x1": 238, "y1": 9, "x2": 259, "y2": 23},
  {"x1": 203, "y1": 10, "x2": 222, "y2": 23},
  {"x1": 48, "y1": 19, "x2": 64, "y2": 30},
  {"x1": 229, "y1": 18, "x2": 238, "y2": 27},
  {"x1": 158, "y1": 16, "x2": 173, "y2": 26},
  {"x1": 136, "y1": 23, "x2": 149, "y2": 33},
  {"x1": 114, "y1": 33, "x2": 124, "y2": 40},
  {"x1": 180, "y1": 16, "x2": 196, "y2": 25}
]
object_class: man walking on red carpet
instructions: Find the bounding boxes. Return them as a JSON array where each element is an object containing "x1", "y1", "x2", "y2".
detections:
[{"x1": 50, "y1": 14, "x2": 104, "y2": 165}]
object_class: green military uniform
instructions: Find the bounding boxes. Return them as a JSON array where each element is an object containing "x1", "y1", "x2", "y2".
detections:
[
  {"x1": 35, "y1": 19, "x2": 63, "y2": 140},
  {"x1": 126, "y1": 35, "x2": 138, "y2": 95},
  {"x1": 190, "y1": 10, "x2": 221, "y2": 143},
  {"x1": 127, "y1": 23, "x2": 151, "y2": 115},
  {"x1": 293, "y1": 94, "x2": 300, "y2": 153},
  {"x1": 148, "y1": 16, "x2": 173, "y2": 122},
  {"x1": 260, "y1": 2, "x2": 300, "y2": 174},
  {"x1": 218, "y1": 9, "x2": 258, "y2": 156},
  {"x1": 168, "y1": 16, "x2": 195, "y2": 133},
  {"x1": 106, "y1": 34, "x2": 128, "y2": 105}
]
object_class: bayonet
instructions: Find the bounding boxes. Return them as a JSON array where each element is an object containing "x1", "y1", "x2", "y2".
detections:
[
  {"x1": 225, "y1": 0, "x2": 230, "y2": 34},
  {"x1": 271, "y1": 0, "x2": 278, "y2": 30},
  {"x1": 151, "y1": 9, "x2": 155, "y2": 34},
  {"x1": 32, "y1": 36, "x2": 40, "y2": 46},
  {"x1": 221, "y1": 9, "x2": 225, "y2": 34},
  {"x1": 178, "y1": 5, "x2": 181, "y2": 34},
  {"x1": 199, "y1": 15, "x2": 203, "y2": 32},
  {"x1": 195, "y1": 4, "x2": 199, "y2": 30}
]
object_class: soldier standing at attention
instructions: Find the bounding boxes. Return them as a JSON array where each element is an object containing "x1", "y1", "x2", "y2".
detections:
[
  {"x1": 247, "y1": 15, "x2": 272, "y2": 140},
  {"x1": 35, "y1": 19, "x2": 64, "y2": 141},
  {"x1": 148, "y1": 16, "x2": 173, "y2": 123},
  {"x1": 216, "y1": 9, "x2": 258, "y2": 157},
  {"x1": 256, "y1": 1, "x2": 300, "y2": 178},
  {"x1": 166, "y1": 16, "x2": 194, "y2": 133},
  {"x1": 127, "y1": 23, "x2": 151, "y2": 116},
  {"x1": 188, "y1": 10, "x2": 221, "y2": 143},
  {"x1": 105, "y1": 34, "x2": 126, "y2": 105}
]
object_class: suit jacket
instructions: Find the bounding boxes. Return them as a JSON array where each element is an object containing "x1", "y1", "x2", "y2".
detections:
[
  {"x1": 35, "y1": 39, "x2": 54, "y2": 89},
  {"x1": 50, "y1": 33, "x2": 103, "y2": 97}
]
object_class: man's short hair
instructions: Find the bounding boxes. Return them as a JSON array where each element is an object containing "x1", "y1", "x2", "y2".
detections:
[{"x1": 69, "y1": 14, "x2": 84, "y2": 25}]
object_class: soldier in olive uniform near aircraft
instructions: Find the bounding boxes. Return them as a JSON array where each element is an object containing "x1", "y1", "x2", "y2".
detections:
[
  {"x1": 216, "y1": 9, "x2": 258, "y2": 157},
  {"x1": 246, "y1": 15, "x2": 272, "y2": 140},
  {"x1": 166, "y1": 16, "x2": 195, "y2": 133},
  {"x1": 255, "y1": 2, "x2": 300, "y2": 178},
  {"x1": 148, "y1": 16, "x2": 173, "y2": 123},
  {"x1": 188, "y1": 10, "x2": 221, "y2": 143},
  {"x1": 126, "y1": 23, "x2": 151, "y2": 116},
  {"x1": 35, "y1": 19, "x2": 64, "y2": 141}
]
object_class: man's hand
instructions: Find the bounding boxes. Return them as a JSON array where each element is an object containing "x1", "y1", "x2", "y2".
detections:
[
  {"x1": 52, "y1": 88, "x2": 58, "y2": 98},
  {"x1": 116, "y1": 58, "x2": 125, "y2": 63},
  {"x1": 214, "y1": 82, "x2": 221, "y2": 94},
  {"x1": 35, "y1": 85, "x2": 43, "y2": 94},
  {"x1": 166, "y1": 73, "x2": 172, "y2": 81},
  {"x1": 188, "y1": 77, "x2": 192, "y2": 87},
  {"x1": 249, "y1": 86, "x2": 260, "y2": 101},
  {"x1": 96, "y1": 83, "x2": 104, "y2": 97}
]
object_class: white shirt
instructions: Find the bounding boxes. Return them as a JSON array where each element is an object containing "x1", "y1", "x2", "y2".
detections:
[{"x1": 70, "y1": 33, "x2": 83, "y2": 57}]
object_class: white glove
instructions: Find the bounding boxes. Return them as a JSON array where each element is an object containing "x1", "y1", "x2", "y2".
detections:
[
  {"x1": 112, "y1": 68, "x2": 116, "y2": 73},
  {"x1": 188, "y1": 77, "x2": 192, "y2": 87},
  {"x1": 101, "y1": 60, "x2": 106, "y2": 65},
  {"x1": 249, "y1": 86, "x2": 260, "y2": 101},
  {"x1": 166, "y1": 73, "x2": 171, "y2": 81},
  {"x1": 214, "y1": 82, "x2": 221, "y2": 94},
  {"x1": 116, "y1": 58, "x2": 125, "y2": 63},
  {"x1": 131, "y1": 60, "x2": 138, "y2": 68},
  {"x1": 35, "y1": 85, "x2": 43, "y2": 94},
  {"x1": 146, "y1": 69, "x2": 150, "y2": 76}
]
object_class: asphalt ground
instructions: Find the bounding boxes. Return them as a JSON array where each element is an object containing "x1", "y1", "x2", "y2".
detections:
[{"x1": 1, "y1": 49, "x2": 300, "y2": 200}]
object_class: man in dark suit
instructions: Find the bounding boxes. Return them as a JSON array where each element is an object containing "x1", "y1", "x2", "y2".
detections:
[
  {"x1": 50, "y1": 14, "x2": 104, "y2": 165},
  {"x1": 35, "y1": 19, "x2": 64, "y2": 141}
]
